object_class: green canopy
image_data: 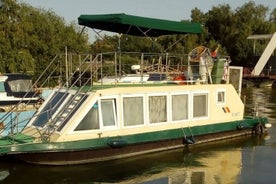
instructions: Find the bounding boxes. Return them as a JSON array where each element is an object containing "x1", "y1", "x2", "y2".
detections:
[{"x1": 78, "y1": 13, "x2": 202, "y2": 37}]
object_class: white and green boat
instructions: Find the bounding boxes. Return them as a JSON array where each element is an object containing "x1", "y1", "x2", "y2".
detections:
[{"x1": 0, "y1": 14, "x2": 271, "y2": 165}]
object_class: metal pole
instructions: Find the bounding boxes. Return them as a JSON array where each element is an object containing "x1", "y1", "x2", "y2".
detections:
[
  {"x1": 141, "y1": 53, "x2": 144, "y2": 83},
  {"x1": 90, "y1": 54, "x2": 93, "y2": 86},
  {"x1": 78, "y1": 54, "x2": 81, "y2": 86},
  {"x1": 118, "y1": 34, "x2": 122, "y2": 78},
  {"x1": 115, "y1": 52, "x2": 117, "y2": 84},
  {"x1": 65, "y1": 46, "x2": 69, "y2": 88}
]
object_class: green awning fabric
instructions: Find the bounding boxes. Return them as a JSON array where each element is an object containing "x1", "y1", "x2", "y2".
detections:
[{"x1": 78, "y1": 13, "x2": 202, "y2": 37}]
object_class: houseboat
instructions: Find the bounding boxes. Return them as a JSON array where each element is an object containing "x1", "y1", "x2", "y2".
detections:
[{"x1": 0, "y1": 14, "x2": 271, "y2": 165}]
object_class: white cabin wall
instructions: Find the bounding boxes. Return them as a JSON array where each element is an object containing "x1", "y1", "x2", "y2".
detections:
[
  {"x1": 203, "y1": 84, "x2": 244, "y2": 125},
  {"x1": 56, "y1": 84, "x2": 245, "y2": 142}
]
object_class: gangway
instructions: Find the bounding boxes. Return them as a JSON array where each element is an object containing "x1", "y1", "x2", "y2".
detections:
[{"x1": 248, "y1": 32, "x2": 276, "y2": 76}]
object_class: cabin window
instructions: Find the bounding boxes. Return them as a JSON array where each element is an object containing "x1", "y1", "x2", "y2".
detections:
[
  {"x1": 217, "y1": 90, "x2": 225, "y2": 104},
  {"x1": 57, "y1": 94, "x2": 88, "y2": 131},
  {"x1": 32, "y1": 92, "x2": 69, "y2": 127},
  {"x1": 0, "y1": 82, "x2": 5, "y2": 92},
  {"x1": 8, "y1": 79, "x2": 32, "y2": 92},
  {"x1": 172, "y1": 94, "x2": 188, "y2": 121},
  {"x1": 101, "y1": 99, "x2": 117, "y2": 127},
  {"x1": 123, "y1": 96, "x2": 144, "y2": 126},
  {"x1": 74, "y1": 102, "x2": 99, "y2": 131},
  {"x1": 149, "y1": 95, "x2": 167, "y2": 123},
  {"x1": 193, "y1": 93, "x2": 208, "y2": 118}
]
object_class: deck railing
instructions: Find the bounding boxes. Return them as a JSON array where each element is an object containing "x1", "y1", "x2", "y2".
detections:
[{"x1": 0, "y1": 51, "x2": 228, "y2": 138}]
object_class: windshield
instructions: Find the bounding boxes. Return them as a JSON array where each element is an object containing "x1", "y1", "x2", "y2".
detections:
[
  {"x1": 8, "y1": 79, "x2": 33, "y2": 92},
  {"x1": 32, "y1": 92, "x2": 69, "y2": 127}
]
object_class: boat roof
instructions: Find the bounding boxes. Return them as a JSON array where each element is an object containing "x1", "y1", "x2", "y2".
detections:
[
  {"x1": 0, "y1": 74, "x2": 32, "y2": 81},
  {"x1": 78, "y1": 13, "x2": 202, "y2": 37}
]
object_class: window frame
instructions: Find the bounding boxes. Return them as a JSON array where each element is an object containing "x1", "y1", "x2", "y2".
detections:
[
  {"x1": 191, "y1": 91, "x2": 209, "y2": 120},
  {"x1": 73, "y1": 100, "x2": 100, "y2": 132},
  {"x1": 98, "y1": 97, "x2": 118, "y2": 130},
  {"x1": 147, "y1": 93, "x2": 169, "y2": 125},
  {"x1": 121, "y1": 94, "x2": 146, "y2": 128},
  {"x1": 170, "y1": 92, "x2": 190, "y2": 123},
  {"x1": 31, "y1": 91, "x2": 71, "y2": 128},
  {"x1": 216, "y1": 89, "x2": 226, "y2": 105}
]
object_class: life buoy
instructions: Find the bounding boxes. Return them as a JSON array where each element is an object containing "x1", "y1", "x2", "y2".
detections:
[{"x1": 252, "y1": 123, "x2": 264, "y2": 135}]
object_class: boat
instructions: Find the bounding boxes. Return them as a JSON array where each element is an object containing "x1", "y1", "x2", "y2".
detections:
[
  {"x1": 0, "y1": 74, "x2": 44, "y2": 137},
  {"x1": 0, "y1": 74, "x2": 42, "y2": 112},
  {"x1": 0, "y1": 13, "x2": 271, "y2": 165}
]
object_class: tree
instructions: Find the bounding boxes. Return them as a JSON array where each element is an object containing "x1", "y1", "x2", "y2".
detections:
[
  {"x1": 270, "y1": 8, "x2": 276, "y2": 22},
  {"x1": 203, "y1": 1, "x2": 275, "y2": 66},
  {"x1": 0, "y1": 0, "x2": 90, "y2": 85}
]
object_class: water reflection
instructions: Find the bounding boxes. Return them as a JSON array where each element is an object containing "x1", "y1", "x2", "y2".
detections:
[
  {"x1": 240, "y1": 87, "x2": 276, "y2": 184},
  {"x1": 0, "y1": 136, "x2": 266, "y2": 184},
  {"x1": 0, "y1": 88, "x2": 276, "y2": 184},
  {"x1": 242, "y1": 88, "x2": 276, "y2": 119}
]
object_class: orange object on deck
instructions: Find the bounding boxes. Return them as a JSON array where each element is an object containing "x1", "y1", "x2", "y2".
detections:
[{"x1": 173, "y1": 75, "x2": 186, "y2": 85}]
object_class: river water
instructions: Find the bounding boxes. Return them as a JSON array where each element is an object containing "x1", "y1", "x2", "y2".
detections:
[{"x1": 0, "y1": 87, "x2": 276, "y2": 184}]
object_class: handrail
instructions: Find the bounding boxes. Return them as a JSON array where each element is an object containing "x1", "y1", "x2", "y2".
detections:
[{"x1": 1, "y1": 51, "x2": 228, "y2": 138}]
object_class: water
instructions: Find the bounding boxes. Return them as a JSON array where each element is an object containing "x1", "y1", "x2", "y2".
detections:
[{"x1": 0, "y1": 87, "x2": 276, "y2": 184}]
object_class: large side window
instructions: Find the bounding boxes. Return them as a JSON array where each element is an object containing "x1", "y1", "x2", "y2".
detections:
[
  {"x1": 193, "y1": 93, "x2": 208, "y2": 118},
  {"x1": 123, "y1": 96, "x2": 144, "y2": 126},
  {"x1": 74, "y1": 102, "x2": 99, "y2": 131},
  {"x1": 101, "y1": 99, "x2": 117, "y2": 127},
  {"x1": 149, "y1": 95, "x2": 167, "y2": 123},
  {"x1": 172, "y1": 94, "x2": 188, "y2": 121}
]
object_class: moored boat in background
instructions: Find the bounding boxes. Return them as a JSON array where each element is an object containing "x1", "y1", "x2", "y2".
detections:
[
  {"x1": 0, "y1": 74, "x2": 42, "y2": 112},
  {"x1": 0, "y1": 74, "x2": 44, "y2": 137}
]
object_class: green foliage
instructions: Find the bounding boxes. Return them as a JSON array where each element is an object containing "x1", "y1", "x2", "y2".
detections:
[
  {"x1": 0, "y1": 0, "x2": 275, "y2": 83},
  {"x1": 270, "y1": 8, "x2": 276, "y2": 22},
  {"x1": 203, "y1": 1, "x2": 275, "y2": 65},
  {"x1": 0, "y1": 0, "x2": 90, "y2": 84}
]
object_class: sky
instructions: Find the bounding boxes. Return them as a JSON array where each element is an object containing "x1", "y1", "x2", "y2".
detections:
[{"x1": 20, "y1": 0, "x2": 276, "y2": 42}]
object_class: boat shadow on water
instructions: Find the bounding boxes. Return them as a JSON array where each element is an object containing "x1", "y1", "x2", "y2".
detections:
[{"x1": 0, "y1": 135, "x2": 268, "y2": 184}]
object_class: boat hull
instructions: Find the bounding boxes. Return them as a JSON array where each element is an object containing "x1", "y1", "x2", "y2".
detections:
[
  {"x1": 2, "y1": 117, "x2": 267, "y2": 165},
  {"x1": 9, "y1": 129, "x2": 255, "y2": 165}
]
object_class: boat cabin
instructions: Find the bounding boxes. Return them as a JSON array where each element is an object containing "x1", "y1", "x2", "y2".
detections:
[{"x1": 23, "y1": 83, "x2": 244, "y2": 143}]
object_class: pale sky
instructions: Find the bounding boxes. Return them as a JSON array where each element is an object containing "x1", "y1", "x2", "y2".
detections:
[{"x1": 20, "y1": 0, "x2": 276, "y2": 41}]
